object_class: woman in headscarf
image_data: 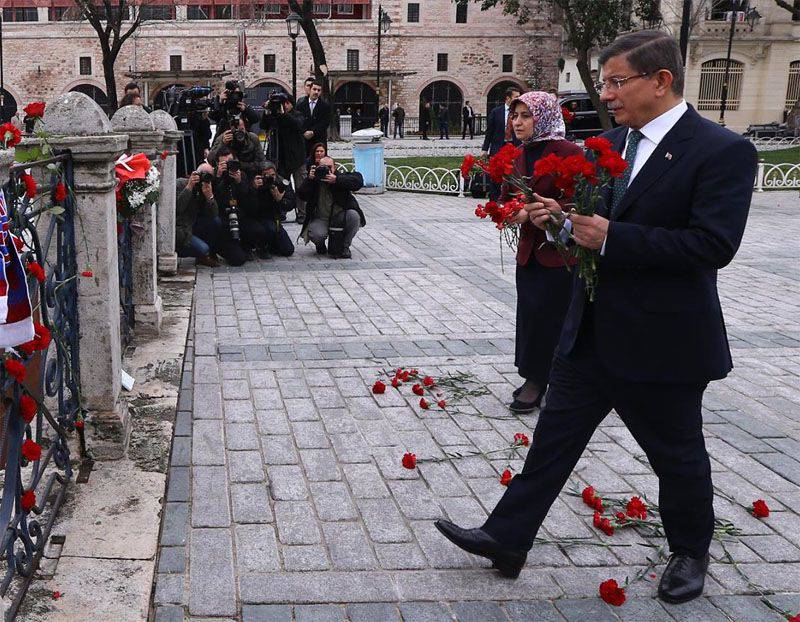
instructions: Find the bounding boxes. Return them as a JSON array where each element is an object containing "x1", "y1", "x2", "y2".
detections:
[{"x1": 504, "y1": 91, "x2": 582, "y2": 414}]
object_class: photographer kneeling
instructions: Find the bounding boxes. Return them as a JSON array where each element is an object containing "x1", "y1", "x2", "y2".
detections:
[
  {"x1": 298, "y1": 157, "x2": 365, "y2": 259},
  {"x1": 176, "y1": 163, "x2": 223, "y2": 267},
  {"x1": 245, "y1": 161, "x2": 295, "y2": 258},
  {"x1": 212, "y1": 147, "x2": 268, "y2": 266},
  {"x1": 209, "y1": 114, "x2": 266, "y2": 178}
]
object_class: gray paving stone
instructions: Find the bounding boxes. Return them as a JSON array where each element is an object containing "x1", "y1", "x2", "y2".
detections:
[
  {"x1": 451, "y1": 602, "x2": 508, "y2": 622},
  {"x1": 285, "y1": 398, "x2": 322, "y2": 421},
  {"x1": 614, "y1": 598, "x2": 673, "y2": 621},
  {"x1": 309, "y1": 481, "x2": 358, "y2": 521},
  {"x1": 192, "y1": 466, "x2": 231, "y2": 528},
  {"x1": 343, "y1": 463, "x2": 391, "y2": 498},
  {"x1": 192, "y1": 420, "x2": 225, "y2": 466},
  {"x1": 397, "y1": 602, "x2": 454, "y2": 622},
  {"x1": 322, "y1": 522, "x2": 379, "y2": 570},
  {"x1": 374, "y1": 543, "x2": 429, "y2": 570},
  {"x1": 505, "y1": 601, "x2": 565, "y2": 622},
  {"x1": 356, "y1": 498, "x2": 413, "y2": 543},
  {"x1": 235, "y1": 524, "x2": 281, "y2": 572},
  {"x1": 242, "y1": 605, "x2": 292, "y2": 622},
  {"x1": 226, "y1": 422, "x2": 261, "y2": 450},
  {"x1": 257, "y1": 409, "x2": 291, "y2": 435},
  {"x1": 293, "y1": 605, "x2": 345, "y2": 622},
  {"x1": 166, "y1": 467, "x2": 190, "y2": 503},
  {"x1": 553, "y1": 598, "x2": 619, "y2": 622},
  {"x1": 281, "y1": 544, "x2": 331, "y2": 571},
  {"x1": 193, "y1": 383, "x2": 222, "y2": 418},
  {"x1": 158, "y1": 546, "x2": 186, "y2": 573},
  {"x1": 224, "y1": 399, "x2": 256, "y2": 422},
  {"x1": 741, "y1": 534, "x2": 800, "y2": 562},
  {"x1": 710, "y1": 595, "x2": 785, "y2": 621},
  {"x1": 262, "y1": 435, "x2": 299, "y2": 464},
  {"x1": 291, "y1": 421, "x2": 331, "y2": 448},
  {"x1": 300, "y1": 448, "x2": 341, "y2": 481},
  {"x1": 231, "y1": 482, "x2": 273, "y2": 523},
  {"x1": 174, "y1": 411, "x2": 192, "y2": 436},
  {"x1": 346, "y1": 603, "x2": 402, "y2": 622},
  {"x1": 154, "y1": 606, "x2": 184, "y2": 622},
  {"x1": 229, "y1": 450, "x2": 266, "y2": 483},
  {"x1": 267, "y1": 465, "x2": 309, "y2": 500},
  {"x1": 274, "y1": 501, "x2": 321, "y2": 544},
  {"x1": 239, "y1": 571, "x2": 397, "y2": 603},
  {"x1": 171, "y1": 436, "x2": 191, "y2": 467},
  {"x1": 253, "y1": 389, "x2": 284, "y2": 410},
  {"x1": 160, "y1": 502, "x2": 189, "y2": 546},
  {"x1": 188, "y1": 529, "x2": 235, "y2": 617},
  {"x1": 154, "y1": 574, "x2": 184, "y2": 605}
]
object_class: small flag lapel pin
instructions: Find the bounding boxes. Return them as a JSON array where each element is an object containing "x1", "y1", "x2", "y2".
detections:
[{"x1": 665, "y1": 152, "x2": 673, "y2": 160}]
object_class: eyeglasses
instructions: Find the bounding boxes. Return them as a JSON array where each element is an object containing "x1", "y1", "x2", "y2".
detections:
[{"x1": 594, "y1": 72, "x2": 652, "y2": 93}]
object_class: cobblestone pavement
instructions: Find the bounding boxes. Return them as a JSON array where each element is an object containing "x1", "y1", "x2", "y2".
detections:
[{"x1": 152, "y1": 191, "x2": 800, "y2": 622}]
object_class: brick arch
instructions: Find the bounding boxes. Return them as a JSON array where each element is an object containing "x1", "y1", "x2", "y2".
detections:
[
  {"x1": 482, "y1": 77, "x2": 527, "y2": 98},
  {"x1": 61, "y1": 78, "x2": 108, "y2": 96},
  {"x1": 415, "y1": 75, "x2": 468, "y2": 102},
  {"x1": 247, "y1": 78, "x2": 291, "y2": 92}
]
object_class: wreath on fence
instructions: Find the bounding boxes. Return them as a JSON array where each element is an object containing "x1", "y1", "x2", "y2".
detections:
[{"x1": 114, "y1": 152, "x2": 161, "y2": 221}]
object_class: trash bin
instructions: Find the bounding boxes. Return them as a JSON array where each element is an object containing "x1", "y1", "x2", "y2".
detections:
[{"x1": 351, "y1": 128, "x2": 384, "y2": 194}]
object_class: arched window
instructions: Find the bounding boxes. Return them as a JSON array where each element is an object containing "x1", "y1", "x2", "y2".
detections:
[
  {"x1": 334, "y1": 81, "x2": 378, "y2": 129},
  {"x1": 486, "y1": 80, "x2": 524, "y2": 115},
  {"x1": 70, "y1": 84, "x2": 109, "y2": 107},
  {"x1": 786, "y1": 61, "x2": 800, "y2": 111},
  {"x1": 245, "y1": 82, "x2": 288, "y2": 108},
  {"x1": 0, "y1": 89, "x2": 18, "y2": 123},
  {"x1": 698, "y1": 59, "x2": 743, "y2": 110},
  {"x1": 419, "y1": 80, "x2": 463, "y2": 129}
]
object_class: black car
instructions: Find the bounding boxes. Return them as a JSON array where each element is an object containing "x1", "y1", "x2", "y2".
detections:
[{"x1": 559, "y1": 93, "x2": 618, "y2": 139}]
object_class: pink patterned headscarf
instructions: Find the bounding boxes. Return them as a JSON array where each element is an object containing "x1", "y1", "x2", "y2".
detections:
[{"x1": 510, "y1": 91, "x2": 566, "y2": 143}]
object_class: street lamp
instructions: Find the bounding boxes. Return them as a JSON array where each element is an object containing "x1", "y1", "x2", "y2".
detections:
[
  {"x1": 718, "y1": 1, "x2": 761, "y2": 126},
  {"x1": 376, "y1": 5, "x2": 392, "y2": 104},
  {"x1": 285, "y1": 11, "x2": 302, "y2": 101}
]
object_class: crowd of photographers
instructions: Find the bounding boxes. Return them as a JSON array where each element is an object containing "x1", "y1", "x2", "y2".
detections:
[{"x1": 174, "y1": 78, "x2": 365, "y2": 268}]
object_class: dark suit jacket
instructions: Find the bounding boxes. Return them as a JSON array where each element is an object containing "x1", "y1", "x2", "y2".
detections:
[
  {"x1": 297, "y1": 97, "x2": 331, "y2": 150},
  {"x1": 557, "y1": 105, "x2": 757, "y2": 383},
  {"x1": 462, "y1": 106, "x2": 475, "y2": 121},
  {"x1": 481, "y1": 104, "x2": 520, "y2": 155},
  {"x1": 501, "y1": 139, "x2": 583, "y2": 267}
]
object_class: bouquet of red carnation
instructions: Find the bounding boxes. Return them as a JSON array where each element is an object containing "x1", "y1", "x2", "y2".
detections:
[{"x1": 532, "y1": 136, "x2": 628, "y2": 301}]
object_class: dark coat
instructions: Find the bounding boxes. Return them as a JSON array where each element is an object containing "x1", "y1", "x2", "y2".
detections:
[
  {"x1": 379, "y1": 107, "x2": 390, "y2": 123},
  {"x1": 297, "y1": 171, "x2": 366, "y2": 242},
  {"x1": 481, "y1": 104, "x2": 521, "y2": 155},
  {"x1": 260, "y1": 108, "x2": 306, "y2": 175},
  {"x1": 175, "y1": 178, "x2": 218, "y2": 249},
  {"x1": 558, "y1": 105, "x2": 757, "y2": 384},
  {"x1": 420, "y1": 107, "x2": 432, "y2": 130},
  {"x1": 208, "y1": 131, "x2": 267, "y2": 177},
  {"x1": 297, "y1": 97, "x2": 331, "y2": 151},
  {"x1": 392, "y1": 106, "x2": 405, "y2": 121}
]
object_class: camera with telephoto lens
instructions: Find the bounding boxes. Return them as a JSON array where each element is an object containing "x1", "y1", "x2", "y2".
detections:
[
  {"x1": 229, "y1": 117, "x2": 247, "y2": 145},
  {"x1": 266, "y1": 93, "x2": 285, "y2": 116},
  {"x1": 224, "y1": 80, "x2": 243, "y2": 107},
  {"x1": 314, "y1": 165, "x2": 330, "y2": 180},
  {"x1": 225, "y1": 159, "x2": 241, "y2": 175},
  {"x1": 260, "y1": 174, "x2": 276, "y2": 191},
  {"x1": 224, "y1": 199, "x2": 241, "y2": 242},
  {"x1": 193, "y1": 170, "x2": 214, "y2": 193}
]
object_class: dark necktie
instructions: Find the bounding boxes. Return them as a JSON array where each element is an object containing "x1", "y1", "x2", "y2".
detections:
[
  {"x1": 610, "y1": 129, "x2": 643, "y2": 218},
  {"x1": 504, "y1": 108, "x2": 513, "y2": 141}
]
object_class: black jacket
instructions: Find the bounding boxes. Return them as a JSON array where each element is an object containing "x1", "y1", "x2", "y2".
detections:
[
  {"x1": 297, "y1": 97, "x2": 331, "y2": 150},
  {"x1": 208, "y1": 131, "x2": 267, "y2": 177},
  {"x1": 558, "y1": 105, "x2": 757, "y2": 383},
  {"x1": 392, "y1": 106, "x2": 405, "y2": 121},
  {"x1": 481, "y1": 104, "x2": 520, "y2": 154},
  {"x1": 260, "y1": 108, "x2": 306, "y2": 175},
  {"x1": 242, "y1": 175, "x2": 296, "y2": 222},
  {"x1": 297, "y1": 171, "x2": 365, "y2": 241},
  {"x1": 379, "y1": 107, "x2": 390, "y2": 123},
  {"x1": 175, "y1": 178, "x2": 218, "y2": 249}
]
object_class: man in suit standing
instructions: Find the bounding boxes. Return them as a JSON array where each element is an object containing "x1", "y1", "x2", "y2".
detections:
[
  {"x1": 435, "y1": 30, "x2": 757, "y2": 605},
  {"x1": 295, "y1": 77, "x2": 315, "y2": 110},
  {"x1": 379, "y1": 103, "x2": 390, "y2": 136},
  {"x1": 392, "y1": 103, "x2": 405, "y2": 138},
  {"x1": 297, "y1": 80, "x2": 331, "y2": 156},
  {"x1": 462, "y1": 100, "x2": 476, "y2": 139},
  {"x1": 481, "y1": 87, "x2": 522, "y2": 198},
  {"x1": 437, "y1": 104, "x2": 450, "y2": 140}
]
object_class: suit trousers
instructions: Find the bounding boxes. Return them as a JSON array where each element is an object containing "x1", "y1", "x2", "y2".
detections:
[{"x1": 482, "y1": 320, "x2": 715, "y2": 558}]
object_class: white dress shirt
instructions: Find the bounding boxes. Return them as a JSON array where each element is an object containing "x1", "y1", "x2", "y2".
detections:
[{"x1": 309, "y1": 99, "x2": 317, "y2": 116}]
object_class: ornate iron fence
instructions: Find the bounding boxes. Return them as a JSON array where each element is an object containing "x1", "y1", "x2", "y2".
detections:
[
  {"x1": 118, "y1": 219, "x2": 135, "y2": 348},
  {"x1": 1, "y1": 153, "x2": 83, "y2": 618},
  {"x1": 756, "y1": 162, "x2": 800, "y2": 191}
]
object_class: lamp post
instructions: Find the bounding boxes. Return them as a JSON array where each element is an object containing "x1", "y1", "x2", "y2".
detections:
[
  {"x1": 718, "y1": 1, "x2": 760, "y2": 126},
  {"x1": 0, "y1": 12, "x2": 5, "y2": 123},
  {"x1": 286, "y1": 11, "x2": 302, "y2": 101},
  {"x1": 376, "y1": 5, "x2": 391, "y2": 104}
]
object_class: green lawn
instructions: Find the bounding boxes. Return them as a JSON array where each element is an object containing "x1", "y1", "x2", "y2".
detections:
[{"x1": 758, "y1": 147, "x2": 800, "y2": 165}]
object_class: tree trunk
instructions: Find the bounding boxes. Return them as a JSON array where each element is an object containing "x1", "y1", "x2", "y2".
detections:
[
  {"x1": 297, "y1": 9, "x2": 339, "y2": 138},
  {"x1": 102, "y1": 52, "x2": 119, "y2": 113},
  {"x1": 576, "y1": 50, "x2": 613, "y2": 131}
]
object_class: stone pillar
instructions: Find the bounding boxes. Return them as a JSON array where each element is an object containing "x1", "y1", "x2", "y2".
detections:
[
  {"x1": 151, "y1": 110, "x2": 182, "y2": 275},
  {"x1": 111, "y1": 105, "x2": 165, "y2": 335},
  {"x1": 43, "y1": 92, "x2": 128, "y2": 413}
]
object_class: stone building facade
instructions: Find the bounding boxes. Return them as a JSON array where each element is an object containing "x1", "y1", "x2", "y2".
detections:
[
  {"x1": 556, "y1": 0, "x2": 800, "y2": 132},
  {"x1": 3, "y1": 0, "x2": 561, "y2": 128}
]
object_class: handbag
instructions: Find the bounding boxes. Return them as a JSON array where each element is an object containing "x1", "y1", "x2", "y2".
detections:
[{"x1": 469, "y1": 171, "x2": 489, "y2": 199}]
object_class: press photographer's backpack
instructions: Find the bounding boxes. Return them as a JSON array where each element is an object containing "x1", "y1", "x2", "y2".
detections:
[{"x1": 469, "y1": 171, "x2": 489, "y2": 199}]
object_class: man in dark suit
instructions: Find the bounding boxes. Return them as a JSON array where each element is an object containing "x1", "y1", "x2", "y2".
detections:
[
  {"x1": 392, "y1": 103, "x2": 405, "y2": 138},
  {"x1": 379, "y1": 103, "x2": 390, "y2": 136},
  {"x1": 420, "y1": 101, "x2": 432, "y2": 140},
  {"x1": 297, "y1": 80, "x2": 331, "y2": 155},
  {"x1": 481, "y1": 87, "x2": 522, "y2": 198},
  {"x1": 462, "y1": 100, "x2": 476, "y2": 139},
  {"x1": 437, "y1": 104, "x2": 450, "y2": 139},
  {"x1": 435, "y1": 30, "x2": 757, "y2": 605}
]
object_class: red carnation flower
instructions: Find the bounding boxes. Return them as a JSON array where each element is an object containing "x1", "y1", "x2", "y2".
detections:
[
  {"x1": 26, "y1": 262, "x2": 45, "y2": 283},
  {"x1": 788, "y1": 614, "x2": 800, "y2": 622},
  {"x1": 592, "y1": 511, "x2": 614, "y2": 535},
  {"x1": 412, "y1": 384, "x2": 424, "y2": 396},
  {"x1": 21, "y1": 489, "x2": 36, "y2": 512},
  {"x1": 391, "y1": 377, "x2": 401, "y2": 388},
  {"x1": 19, "y1": 394, "x2": 37, "y2": 423},
  {"x1": 533, "y1": 152, "x2": 563, "y2": 179},
  {"x1": 474, "y1": 205, "x2": 487, "y2": 219},
  {"x1": 437, "y1": 400, "x2": 446, "y2": 409},
  {"x1": 500, "y1": 469, "x2": 513, "y2": 486},
  {"x1": 419, "y1": 398, "x2": 430, "y2": 410},
  {"x1": 561, "y1": 106, "x2": 575, "y2": 123},
  {"x1": 584, "y1": 136, "x2": 613, "y2": 154},
  {"x1": 401, "y1": 452, "x2": 416, "y2": 469},
  {"x1": 21, "y1": 173, "x2": 37, "y2": 198},
  {"x1": 52, "y1": 590, "x2": 62, "y2": 600},
  {"x1": 160, "y1": 149, "x2": 169, "y2": 160},
  {"x1": 597, "y1": 151, "x2": 628, "y2": 178},
  {"x1": 5, "y1": 358, "x2": 26, "y2": 383},
  {"x1": 582, "y1": 486, "x2": 596, "y2": 506},
  {"x1": 0, "y1": 122, "x2": 22, "y2": 148},
  {"x1": 21, "y1": 439, "x2": 41, "y2": 461},
  {"x1": 372, "y1": 380, "x2": 386, "y2": 394},
  {"x1": 422, "y1": 376, "x2": 435, "y2": 387},
  {"x1": 23, "y1": 101, "x2": 46, "y2": 118},
  {"x1": 513, "y1": 433, "x2": 530, "y2": 447},
  {"x1": 625, "y1": 496, "x2": 647, "y2": 520},
  {"x1": 599, "y1": 579, "x2": 626, "y2": 606},
  {"x1": 54, "y1": 182, "x2": 67, "y2": 202},
  {"x1": 460, "y1": 154, "x2": 476, "y2": 179},
  {"x1": 75, "y1": 419, "x2": 84, "y2": 429},
  {"x1": 592, "y1": 496, "x2": 604, "y2": 512},
  {"x1": 752, "y1": 499, "x2": 770, "y2": 518},
  {"x1": 81, "y1": 270, "x2": 93, "y2": 278},
  {"x1": 616, "y1": 511, "x2": 626, "y2": 524},
  {"x1": 400, "y1": 370, "x2": 410, "y2": 382}
]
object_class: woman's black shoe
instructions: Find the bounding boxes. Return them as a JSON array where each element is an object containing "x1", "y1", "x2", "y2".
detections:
[{"x1": 509, "y1": 392, "x2": 542, "y2": 414}]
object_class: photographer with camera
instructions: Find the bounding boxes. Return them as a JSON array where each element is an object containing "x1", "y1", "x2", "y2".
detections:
[
  {"x1": 210, "y1": 80, "x2": 258, "y2": 128},
  {"x1": 297, "y1": 156, "x2": 365, "y2": 260},
  {"x1": 209, "y1": 114, "x2": 267, "y2": 178},
  {"x1": 245, "y1": 161, "x2": 296, "y2": 258},
  {"x1": 176, "y1": 163, "x2": 223, "y2": 267},
  {"x1": 259, "y1": 92, "x2": 305, "y2": 222}
]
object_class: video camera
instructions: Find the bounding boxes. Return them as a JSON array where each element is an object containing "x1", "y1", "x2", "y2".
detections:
[
  {"x1": 265, "y1": 92, "x2": 286, "y2": 116},
  {"x1": 166, "y1": 85, "x2": 214, "y2": 117}
]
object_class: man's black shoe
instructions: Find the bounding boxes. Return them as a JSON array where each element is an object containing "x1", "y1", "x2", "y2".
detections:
[
  {"x1": 339, "y1": 248, "x2": 352, "y2": 259},
  {"x1": 509, "y1": 392, "x2": 542, "y2": 414},
  {"x1": 434, "y1": 519, "x2": 526, "y2": 578},
  {"x1": 258, "y1": 247, "x2": 272, "y2": 260},
  {"x1": 657, "y1": 552, "x2": 709, "y2": 604},
  {"x1": 315, "y1": 241, "x2": 327, "y2": 255}
]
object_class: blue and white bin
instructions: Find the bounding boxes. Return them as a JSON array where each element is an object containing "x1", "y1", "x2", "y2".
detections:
[{"x1": 351, "y1": 128, "x2": 385, "y2": 194}]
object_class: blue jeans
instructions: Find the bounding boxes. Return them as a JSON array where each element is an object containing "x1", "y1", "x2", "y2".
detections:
[{"x1": 179, "y1": 235, "x2": 210, "y2": 259}]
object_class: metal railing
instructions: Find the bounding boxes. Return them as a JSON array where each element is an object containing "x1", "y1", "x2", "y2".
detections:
[
  {"x1": 1, "y1": 154, "x2": 83, "y2": 618},
  {"x1": 755, "y1": 161, "x2": 800, "y2": 191}
]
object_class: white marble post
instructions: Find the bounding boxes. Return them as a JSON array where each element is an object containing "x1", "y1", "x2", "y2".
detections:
[
  {"x1": 151, "y1": 110, "x2": 182, "y2": 275},
  {"x1": 111, "y1": 105, "x2": 165, "y2": 335},
  {"x1": 43, "y1": 92, "x2": 128, "y2": 413}
]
